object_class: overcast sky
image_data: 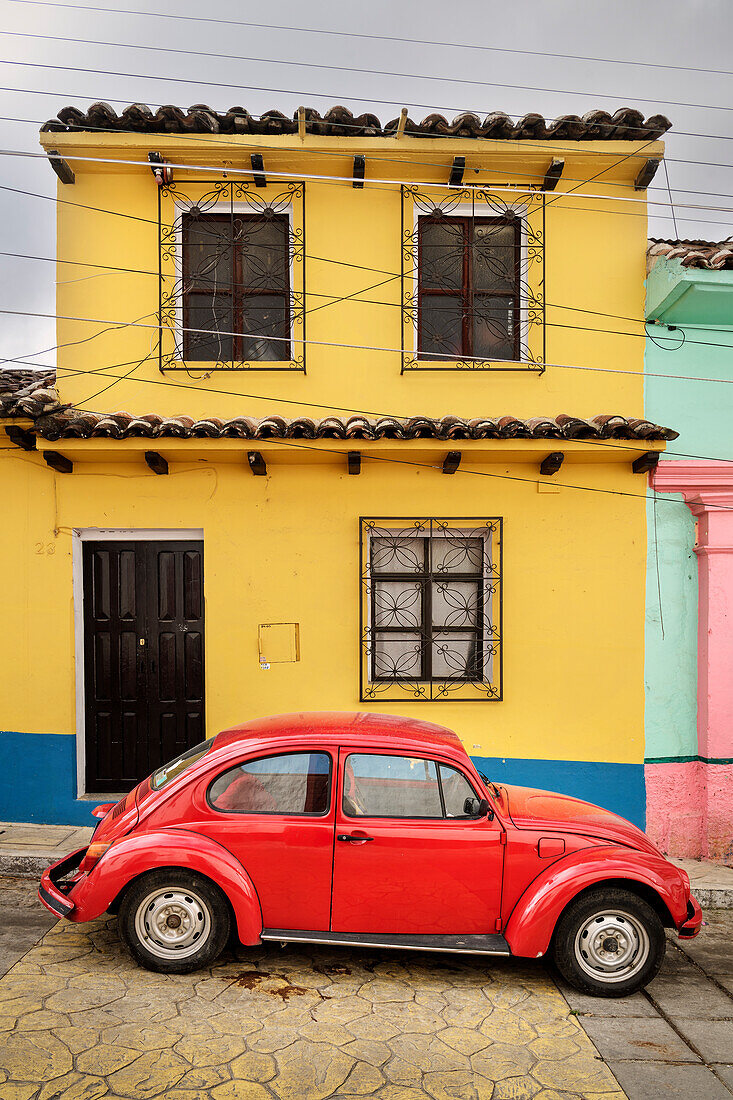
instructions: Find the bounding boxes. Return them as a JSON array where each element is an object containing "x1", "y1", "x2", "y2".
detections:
[{"x1": 0, "y1": 0, "x2": 731, "y2": 368}]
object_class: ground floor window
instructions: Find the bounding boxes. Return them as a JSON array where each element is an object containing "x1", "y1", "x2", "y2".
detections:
[{"x1": 360, "y1": 518, "x2": 502, "y2": 702}]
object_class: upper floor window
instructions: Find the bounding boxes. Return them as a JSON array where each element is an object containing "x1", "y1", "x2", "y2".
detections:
[
  {"x1": 418, "y1": 215, "x2": 520, "y2": 362},
  {"x1": 400, "y1": 187, "x2": 545, "y2": 372},
  {"x1": 182, "y1": 212, "x2": 291, "y2": 363},
  {"x1": 158, "y1": 180, "x2": 305, "y2": 371}
]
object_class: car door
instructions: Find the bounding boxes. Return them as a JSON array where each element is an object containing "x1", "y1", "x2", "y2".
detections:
[
  {"x1": 195, "y1": 748, "x2": 335, "y2": 932},
  {"x1": 331, "y1": 749, "x2": 505, "y2": 935}
]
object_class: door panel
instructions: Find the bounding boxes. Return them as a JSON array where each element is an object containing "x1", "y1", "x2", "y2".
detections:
[
  {"x1": 195, "y1": 748, "x2": 335, "y2": 931},
  {"x1": 331, "y1": 748, "x2": 504, "y2": 935},
  {"x1": 83, "y1": 540, "x2": 204, "y2": 792}
]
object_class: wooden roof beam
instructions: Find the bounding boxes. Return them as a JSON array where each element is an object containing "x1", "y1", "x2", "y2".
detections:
[
  {"x1": 44, "y1": 451, "x2": 73, "y2": 474},
  {"x1": 442, "y1": 451, "x2": 461, "y2": 475},
  {"x1": 47, "y1": 149, "x2": 75, "y2": 185},
  {"x1": 542, "y1": 158, "x2": 565, "y2": 192},
  {"x1": 634, "y1": 158, "x2": 662, "y2": 191},
  {"x1": 449, "y1": 156, "x2": 465, "y2": 187},
  {"x1": 540, "y1": 451, "x2": 564, "y2": 476},
  {"x1": 248, "y1": 450, "x2": 267, "y2": 476},
  {"x1": 251, "y1": 153, "x2": 267, "y2": 188},
  {"x1": 144, "y1": 450, "x2": 168, "y2": 475},
  {"x1": 5, "y1": 426, "x2": 36, "y2": 451}
]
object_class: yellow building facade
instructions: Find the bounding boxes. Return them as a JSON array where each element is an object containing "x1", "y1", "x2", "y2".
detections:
[{"x1": 0, "y1": 105, "x2": 674, "y2": 824}]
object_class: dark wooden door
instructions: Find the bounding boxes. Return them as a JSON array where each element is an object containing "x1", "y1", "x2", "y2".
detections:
[{"x1": 83, "y1": 540, "x2": 205, "y2": 792}]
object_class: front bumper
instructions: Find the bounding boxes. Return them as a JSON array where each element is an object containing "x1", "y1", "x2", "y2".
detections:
[
  {"x1": 678, "y1": 894, "x2": 703, "y2": 939},
  {"x1": 38, "y1": 847, "x2": 87, "y2": 918}
]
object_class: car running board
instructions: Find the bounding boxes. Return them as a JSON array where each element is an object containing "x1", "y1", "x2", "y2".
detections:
[{"x1": 260, "y1": 929, "x2": 511, "y2": 956}]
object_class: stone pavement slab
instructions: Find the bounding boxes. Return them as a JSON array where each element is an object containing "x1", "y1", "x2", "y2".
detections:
[
  {"x1": 578, "y1": 1015, "x2": 701, "y2": 1062},
  {"x1": 672, "y1": 1019, "x2": 733, "y2": 1064},
  {"x1": 0, "y1": 904, "x2": 626, "y2": 1100},
  {"x1": 609, "y1": 1062, "x2": 732, "y2": 1100}
]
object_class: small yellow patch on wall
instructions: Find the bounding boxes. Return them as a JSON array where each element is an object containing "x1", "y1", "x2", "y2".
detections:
[{"x1": 258, "y1": 623, "x2": 301, "y2": 665}]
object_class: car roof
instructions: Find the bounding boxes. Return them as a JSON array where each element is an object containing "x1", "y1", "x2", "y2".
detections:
[{"x1": 213, "y1": 711, "x2": 467, "y2": 763}]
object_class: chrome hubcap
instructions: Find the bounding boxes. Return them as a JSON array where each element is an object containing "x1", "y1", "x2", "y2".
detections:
[
  {"x1": 134, "y1": 888, "x2": 211, "y2": 960},
  {"x1": 574, "y1": 910, "x2": 650, "y2": 984}
]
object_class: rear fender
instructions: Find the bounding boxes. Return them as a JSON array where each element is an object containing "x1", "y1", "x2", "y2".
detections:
[
  {"x1": 66, "y1": 829, "x2": 263, "y2": 945},
  {"x1": 504, "y1": 845, "x2": 688, "y2": 958}
]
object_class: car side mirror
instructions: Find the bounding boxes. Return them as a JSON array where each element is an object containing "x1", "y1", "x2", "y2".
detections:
[{"x1": 464, "y1": 797, "x2": 493, "y2": 820}]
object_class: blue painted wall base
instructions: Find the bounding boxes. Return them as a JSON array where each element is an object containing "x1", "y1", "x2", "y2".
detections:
[
  {"x1": 470, "y1": 756, "x2": 646, "y2": 831},
  {"x1": 0, "y1": 731, "x2": 646, "y2": 831},
  {"x1": 0, "y1": 731, "x2": 106, "y2": 826}
]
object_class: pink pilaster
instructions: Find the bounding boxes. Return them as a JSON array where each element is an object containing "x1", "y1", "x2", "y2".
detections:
[{"x1": 651, "y1": 462, "x2": 733, "y2": 864}]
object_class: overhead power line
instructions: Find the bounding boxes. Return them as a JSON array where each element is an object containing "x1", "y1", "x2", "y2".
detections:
[
  {"x1": 3, "y1": 306, "x2": 733, "y2": 377},
  {"x1": 4, "y1": 145, "x2": 733, "y2": 223},
  {"x1": 1, "y1": 34, "x2": 732, "y2": 116},
  {"x1": 4, "y1": 0, "x2": 732, "y2": 80}
]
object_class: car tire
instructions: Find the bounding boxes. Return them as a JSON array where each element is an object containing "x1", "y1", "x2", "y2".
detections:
[
  {"x1": 552, "y1": 886, "x2": 665, "y2": 997},
  {"x1": 118, "y1": 869, "x2": 230, "y2": 974}
]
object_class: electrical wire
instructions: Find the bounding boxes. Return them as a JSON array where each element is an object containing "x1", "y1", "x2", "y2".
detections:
[
  {"x1": 2, "y1": 234, "x2": 733, "y2": 363},
  {"x1": 5, "y1": 145, "x2": 733, "y2": 224},
  {"x1": 10, "y1": 348, "x2": 733, "y2": 477},
  {"x1": 4, "y1": 0, "x2": 732, "y2": 81},
  {"x1": 2, "y1": 37, "x2": 733, "y2": 117}
]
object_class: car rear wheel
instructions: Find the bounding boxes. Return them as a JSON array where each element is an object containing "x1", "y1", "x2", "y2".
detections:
[
  {"x1": 552, "y1": 887, "x2": 665, "y2": 997},
  {"x1": 118, "y1": 869, "x2": 230, "y2": 973}
]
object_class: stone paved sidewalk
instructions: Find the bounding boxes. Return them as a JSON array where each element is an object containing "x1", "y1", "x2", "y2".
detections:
[{"x1": 0, "y1": 901, "x2": 625, "y2": 1100}]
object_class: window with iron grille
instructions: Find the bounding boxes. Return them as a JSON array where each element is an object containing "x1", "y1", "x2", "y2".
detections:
[
  {"x1": 360, "y1": 518, "x2": 502, "y2": 702},
  {"x1": 417, "y1": 215, "x2": 520, "y2": 362},
  {"x1": 182, "y1": 212, "x2": 291, "y2": 363}
]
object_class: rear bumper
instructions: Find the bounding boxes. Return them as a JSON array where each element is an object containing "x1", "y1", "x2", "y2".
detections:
[
  {"x1": 678, "y1": 894, "x2": 703, "y2": 939},
  {"x1": 38, "y1": 847, "x2": 87, "y2": 918}
]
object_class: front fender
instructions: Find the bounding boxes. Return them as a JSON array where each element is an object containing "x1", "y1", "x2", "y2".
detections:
[
  {"x1": 66, "y1": 829, "x2": 263, "y2": 945},
  {"x1": 504, "y1": 845, "x2": 689, "y2": 959}
]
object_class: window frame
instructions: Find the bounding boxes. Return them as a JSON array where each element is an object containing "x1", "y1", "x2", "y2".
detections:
[
  {"x1": 181, "y1": 210, "x2": 292, "y2": 364},
  {"x1": 341, "y1": 751, "x2": 481, "y2": 821},
  {"x1": 206, "y1": 749, "x2": 333, "y2": 818},
  {"x1": 416, "y1": 213, "x2": 521, "y2": 363},
  {"x1": 369, "y1": 535, "x2": 485, "y2": 685},
  {"x1": 359, "y1": 517, "x2": 503, "y2": 703}
]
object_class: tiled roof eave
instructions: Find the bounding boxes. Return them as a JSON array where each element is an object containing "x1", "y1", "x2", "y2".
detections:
[
  {"x1": 41, "y1": 103, "x2": 672, "y2": 142},
  {"x1": 648, "y1": 239, "x2": 733, "y2": 271},
  {"x1": 30, "y1": 410, "x2": 678, "y2": 443}
]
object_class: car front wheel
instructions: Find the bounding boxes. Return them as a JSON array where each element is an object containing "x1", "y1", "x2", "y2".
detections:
[
  {"x1": 552, "y1": 887, "x2": 666, "y2": 997},
  {"x1": 118, "y1": 869, "x2": 230, "y2": 973}
]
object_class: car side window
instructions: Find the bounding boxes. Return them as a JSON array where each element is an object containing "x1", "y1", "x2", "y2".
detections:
[
  {"x1": 209, "y1": 752, "x2": 331, "y2": 815},
  {"x1": 439, "y1": 764, "x2": 479, "y2": 817},
  {"x1": 343, "y1": 754, "x2": 442, "y2": 818}
]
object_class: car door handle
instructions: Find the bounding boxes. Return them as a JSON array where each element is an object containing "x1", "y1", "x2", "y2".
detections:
[{"x1": 337, "y1": 833, "x2": 373, "y2": 843}]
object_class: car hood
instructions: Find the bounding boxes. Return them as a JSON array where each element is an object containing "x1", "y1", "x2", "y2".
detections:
[{"x1": 496, "y1": 784, "x2": 660, "y2": 854}]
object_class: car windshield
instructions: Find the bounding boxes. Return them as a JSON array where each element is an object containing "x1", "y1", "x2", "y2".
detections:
[{"x1": 151, "y1": 740, "x2": 213, "y2": 790}]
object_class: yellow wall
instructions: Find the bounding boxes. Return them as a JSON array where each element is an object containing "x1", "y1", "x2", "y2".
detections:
[
  {"x1": 45, "y1": 132, "x2": 654, "y2": 421},
  {"x1": 1, "y1": 131, "x2": 661, "y2": 819},
  {"x1": 2, "y1": 441, "x2": 647, "y2": 767}
]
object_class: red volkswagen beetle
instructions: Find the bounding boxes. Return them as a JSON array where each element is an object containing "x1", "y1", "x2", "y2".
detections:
[{"x1": 39, "y1": 713, "x2": 701, "y2": 996}]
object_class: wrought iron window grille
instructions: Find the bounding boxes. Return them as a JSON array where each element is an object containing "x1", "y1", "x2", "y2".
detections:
[
  {"x1": 400, "y1": 185, "x2": 545, "y2": 373},
  {"x1": 360, "y1": 518, "x2": 503, "y2": 702},
  {"x1": 158, "y1": 179, "x2": 305, "y2": 372}
]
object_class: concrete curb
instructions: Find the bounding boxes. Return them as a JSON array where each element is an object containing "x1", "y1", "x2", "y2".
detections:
[
  {"x1": 2, "y1": 851, "x2": 732, "y2": 908},
  {"x1": 0, "y1": 854, "x2": 49, "y2": 879}
]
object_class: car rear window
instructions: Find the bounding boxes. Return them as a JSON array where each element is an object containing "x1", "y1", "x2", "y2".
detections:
[
  {"x1": 151, "y1": 740, "x2": 213, "y2": 790},
  {"x1": 208, "y1": 752, "x2": 331, "y2": 815}
]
